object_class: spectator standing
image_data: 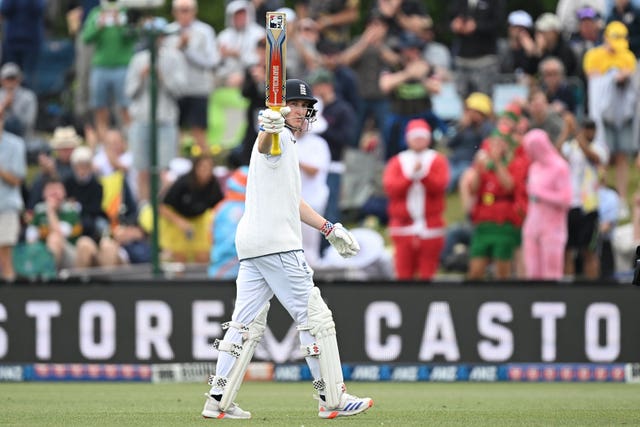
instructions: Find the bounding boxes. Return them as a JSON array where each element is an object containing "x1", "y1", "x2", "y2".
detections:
[
  {"x1": 526, "y1": 87, "x2": 565, "y2": 145},
  {"x1": 607, "y1": 0, "x2": 640, "y2": 56},
  {"x1": 556, "y1": 0, "x2": 607, "y2": 38},
  {"x1": 448, "y1": 0, "x2": 506, "y2": 97},
  {"x1": 216, "y1": 0, "x2": 265, "y2": 88},
  {"x1": 498, "y1": 10, "x2": 535, "y2": 79},
  {"x1": 167, "y1": 0, "x2": 220, "y2": 154},
  {"x1": 464, "y1": 132, "x2": 518, "y2": 280},
  {"x1": 584, "y1": 21, "x2": 637, "y2": 217},
  {"x1": 446, "y1": 92, "x2": 494, "y2": 193},
  {"x1": 310, "y1": 68, "x2": 357, "y2": 227},
  {"x1": 379, "y1": 31, "x2": 443, "y2": 160},
  {"x1": 0, "y1": 109, "x2": 26, "y2": 282},
  {"x1": 525, "y1": 13, "x2": 579, "y2": 78},
  {"x1": 559, "y1": 119, "x2": 608, "y2": 280},
  {"x1": 159, "y1": 155, "x2": 223, "y2": 263},
  {"x1": 27, "y1": 127, "x2": 81, "y2": 209},
  {"x1": 340, "y1": 13, "x2": 397, "y2": 144},
  {"x1": 0, "y1": 0, "x2": 45, "y2": 89},
  {"x1": 383, "y1": 118, "x2": 449, "y2": 280},
  {"x1": 521, "y1": 129, "x2": 572, "y2": 280},
  {"x1": 66, "y1": 0, "x2": 101, "y2": 124},
  {"x1": 208, "y1": 166, "x2": 249, "y2": 279},
  {"x1": 568, "y1": 6, "x2": 604, "y2": 94},
  {"x1": 125, "y1": 31, "x2": 187, "y2": 203},
  {"x1": 0, "y1": 63, "x2": 37, "y2": 140},
  {"x1": 81, "y1": 0, "x2": 136, "y2": 144},
  {"x1": 316, "y1": 39, "x2": 361, "y2": 114},
  {"x1": 295, "y1": 0, "x2": 359, "y2": 46}
]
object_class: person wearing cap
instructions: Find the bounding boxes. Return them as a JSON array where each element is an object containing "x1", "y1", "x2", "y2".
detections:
[
  {"x1": 448, "y1": 0, "x2": 506, "y2": 98},
  {"x1": 216, "y1": 1, "x2": 265, "y2": 87},
  {"x1": 383, "y1": 118, "x2": 449, "y2": 280},
  {"x1": 0, "y1": 62, "x2": 37, "y2": 139},
  {"x1": 584, "y1": 20, "x2": 637, "y2": 218},
  {"x1": 569, "y1": 6, "x2": 604, "y2": 80},
  {"x1": 447, "y1": 92, "x2": 495, "y2": 193},
  {"x1": 556, "y1": 0, "x2": 608, "y2": 37},
  {"x1": 27, "y1": 126, "x2": 82, "y2": 210},
  {"x1": 497, "y1": 10, "x2": 534, "y2": 78},
  {"x1": 0, "y1": 101, "x2": 26, "y2": 282},
  {"x1": 526, "y1": 13, "x2": 579, "y2": 78},
  {"x1": 607, "y1": 0, "x2": 640, "y2": 56}
]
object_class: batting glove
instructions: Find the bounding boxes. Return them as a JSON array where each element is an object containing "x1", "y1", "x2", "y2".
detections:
[
  {"x1": 259, "y1": 108, "x2": 286, "y2": 134},
  {"x1": 322, "y1": 221, "x2": 360, "y2": 258}
]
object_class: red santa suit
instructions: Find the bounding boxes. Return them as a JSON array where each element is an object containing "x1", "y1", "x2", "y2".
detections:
[{"x1": 383, "y1": 119, "x2": 450, "y2": 280}]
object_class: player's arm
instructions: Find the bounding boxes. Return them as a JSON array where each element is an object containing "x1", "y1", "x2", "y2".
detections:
[{"x1": 300, "y1": 199, "x2": 360, "y2": 258}]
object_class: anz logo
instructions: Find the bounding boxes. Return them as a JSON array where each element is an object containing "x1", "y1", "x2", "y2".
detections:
[{"x1": 299, "y1": 83, "x2": 307, "y2": 96}]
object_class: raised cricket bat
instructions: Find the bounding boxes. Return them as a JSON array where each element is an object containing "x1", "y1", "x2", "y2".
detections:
[{"x1": 265, "y1": 11, "x2": 287, "y2": 155}]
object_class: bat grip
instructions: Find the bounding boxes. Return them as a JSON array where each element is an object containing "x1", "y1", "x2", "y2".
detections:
[{"x1": 270, "y1": 106, "x2": 282, "y2": 155}]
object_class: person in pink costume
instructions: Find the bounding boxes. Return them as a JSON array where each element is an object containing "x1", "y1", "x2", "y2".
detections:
[
  {"x1": 383, "y1": 118, "x2": 450, "y2": 280},
  {"x1": 522, "y1": 129, "x2": 572, "y2": 279}
]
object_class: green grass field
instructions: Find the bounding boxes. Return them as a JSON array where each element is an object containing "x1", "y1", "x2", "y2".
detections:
[{"x1": 1, "y1": 382, "x2": 639, "y2": 426}]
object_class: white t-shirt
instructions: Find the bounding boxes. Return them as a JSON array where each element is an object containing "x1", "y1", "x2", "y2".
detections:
[{"x1": 235, "y1": 129, "x2": 303, "y2": 259}]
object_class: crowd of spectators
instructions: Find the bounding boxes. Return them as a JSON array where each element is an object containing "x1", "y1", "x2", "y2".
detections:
[{"x1": 1, "y1": 0, "x2": 640, "y2": 283}]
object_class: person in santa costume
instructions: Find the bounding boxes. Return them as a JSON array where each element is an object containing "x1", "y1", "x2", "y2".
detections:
[{"x1": 383, "y1": 118, "x2": 450, "y2": 280}]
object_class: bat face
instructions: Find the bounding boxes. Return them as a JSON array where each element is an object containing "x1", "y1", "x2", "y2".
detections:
[{"x1": 265, "y1": 12, "x2": 287, "y2": 108}]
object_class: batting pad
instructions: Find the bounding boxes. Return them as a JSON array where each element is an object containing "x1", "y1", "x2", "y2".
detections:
[
  {"x1": 218, "y1": 302, "x2": 270, "y2": 412},
  {"x1": 301, "y1": 287, "x2": 345, "y2": 409}
]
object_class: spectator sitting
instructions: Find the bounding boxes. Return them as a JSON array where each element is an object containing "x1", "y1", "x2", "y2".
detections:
[
  {"x1": 159, "y1": 155, "x2": 223, "y2": 263},
  {"x1": 612, "y1": 191, "x2": 640, "y2": 277},
  {"x1": 0, "y1": 63, "x2": 37, "y2": 139},
  {"x1": 27, "y1": 126, "x2": 81, "y2": 210},
  {"x1": 65, "y1": 146, "x2": 124, "y2": 267},
  {"x1": 208, "y1": 166, "x2": 249, "y2": 279},
  {"x1": 92, "y1": 128, "x2": 136, "y2": 200},
  {"x1": 446, "y1": 92, "x2": 494, "y2": 193},
  {"x1": 539, "y1": 56, "x2": 577, "y2": 115}
]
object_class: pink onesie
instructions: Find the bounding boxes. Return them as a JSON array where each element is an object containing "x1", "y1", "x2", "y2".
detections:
[{"x1": 522, "y1": 129, "x2": 573, "y2": 280}]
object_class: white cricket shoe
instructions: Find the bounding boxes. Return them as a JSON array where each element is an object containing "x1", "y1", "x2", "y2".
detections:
[
  {"x1": 201, "y1": 393, "x2": 251, "y2": 419},
  {"x1": 317, "y1": 392, "x2": 373, "y2": 419}
]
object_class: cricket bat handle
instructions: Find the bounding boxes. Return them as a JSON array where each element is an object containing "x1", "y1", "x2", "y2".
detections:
[{"x1": 270, "y1": 106, "x2": 282, "y2": 155}]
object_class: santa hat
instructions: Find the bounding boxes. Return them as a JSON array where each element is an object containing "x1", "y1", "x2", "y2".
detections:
[{"x1": 405, "y1": 119, "x2": 431, "y2": 141}]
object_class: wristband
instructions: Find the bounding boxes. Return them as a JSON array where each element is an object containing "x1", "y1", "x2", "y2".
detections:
[{"x1": 320, "y1": 220, "x2": 334, "y2": 237}]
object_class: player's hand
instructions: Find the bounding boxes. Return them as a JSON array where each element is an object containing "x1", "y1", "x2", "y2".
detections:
[
  {"x1": 259, "y1": 109, "x2": 286, "y2": 134},
  {"x1": 325, "y1": 223, "x2": 360, "y2": 258}
]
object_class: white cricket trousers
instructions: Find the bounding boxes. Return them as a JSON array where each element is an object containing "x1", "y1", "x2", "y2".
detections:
[{"x1": 211, "y1": 250, "x2": 322, "y2": 393}]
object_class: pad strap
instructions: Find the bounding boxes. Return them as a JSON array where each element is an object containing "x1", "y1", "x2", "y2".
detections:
[
  {"x1": 213, "y1": 339, "x2": 243, "y2": 358},
  {"x1": 301, "y1": 342, "x2": 321, "y2": 357}
]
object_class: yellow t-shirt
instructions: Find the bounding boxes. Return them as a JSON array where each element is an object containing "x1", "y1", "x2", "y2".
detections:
[{"x1": 583, "y1": 46, "x2": 637, "y2": 75}]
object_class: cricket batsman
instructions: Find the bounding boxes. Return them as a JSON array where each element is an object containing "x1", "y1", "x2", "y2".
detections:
[{"x1": 201, "y1": 79, "x2": 374, "y2": 419}]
